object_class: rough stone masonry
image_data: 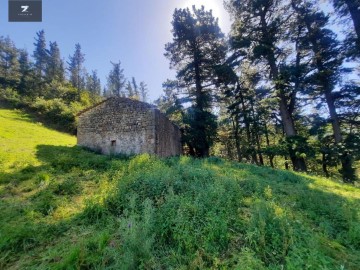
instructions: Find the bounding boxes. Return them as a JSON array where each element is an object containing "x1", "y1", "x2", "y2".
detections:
[{"x1": 77, "y1": 97, "x2": 182, "y2": 157}]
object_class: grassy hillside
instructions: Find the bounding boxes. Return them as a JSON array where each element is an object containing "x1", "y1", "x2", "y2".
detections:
[{"x1": 0, "y1": 107, "x2": 359, "y2": 269}]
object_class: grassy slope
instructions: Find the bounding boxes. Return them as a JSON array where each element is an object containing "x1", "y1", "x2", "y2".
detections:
[
  {"x1": 0, "y1": 108, "x2": 75, "y2": 172},
  {"x1": 0, "y1": 107, "x2": 359, "y2": 270}
]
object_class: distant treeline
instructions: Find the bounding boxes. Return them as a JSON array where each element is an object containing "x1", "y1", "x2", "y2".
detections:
[
  {"x1": 155, "y1": 1, "x2": 360, "y2": 183},
  {"x1": 0, "y1": 30, "x2": 148, "y2": 133}
]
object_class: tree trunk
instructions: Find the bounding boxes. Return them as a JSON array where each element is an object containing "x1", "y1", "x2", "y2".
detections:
[
  {"x1": 249, "y1": 96, "x2": 264, "y2": 165},
  {"x1": 297, "y1": 4, "x2": 356, "y2": 182},
  {"x1": 232, "y1": 117, "x2": 242, "y2": 162},
  {"x1": 323, "y1": 81, "x2": 356, "y2": 183},
  {"x1": 264, "y1": 123, "x2": 275, "y2": 168},
  {"x1": 235, "y1": 82, "x2": 253, "y2": 161},
  {"x1": 193, "y1": 48, "x2": 209, "y2": 158},
  {"x1": 258, "y1": 11, "x2": 307, "y2": 171},
  {"x1": 322, "y1": 152, "x2": 330, "y2": 178},
  {"x1": 269, "y1": 155, "x2": 275, "y2": 168},
  {"x1": 340, "y1": 152, "x2": 357, "y2": 183},
  {"x1": 289, "y1": 153, "x2": 307, "y2": 172},
  {"x1": 267, "y1": 52, "x2": 307, "y2": 171},
  {"x1": 344, "y1": 0, "x2": 360, "y2": 42},
  {"x1": 256, "y1": 134, "x2": 264, "y2": 166},
  {"x1": 324, "y1": 89, "x2": 343, "y2": 143},
  {"x1": 284, "y1": 158, "x2": 290, "y2": 170}
]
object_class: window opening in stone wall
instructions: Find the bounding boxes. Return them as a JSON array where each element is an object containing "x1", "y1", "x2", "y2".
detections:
[{"x1": 111, "y1": 140, "x2": 116, "y2": 147}]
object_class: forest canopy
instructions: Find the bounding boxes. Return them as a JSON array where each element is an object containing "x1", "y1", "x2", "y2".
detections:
[{"x1": 156, "y1": 1, "x2": 360, "y2": 183}]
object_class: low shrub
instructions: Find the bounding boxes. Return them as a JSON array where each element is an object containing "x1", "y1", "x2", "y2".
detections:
[{"x1": 32, "y1": 98, "x2": 75, "y2": 132}]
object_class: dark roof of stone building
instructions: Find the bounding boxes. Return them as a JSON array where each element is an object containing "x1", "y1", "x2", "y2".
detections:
[{"x1": 76, "y1": 96, "x2": 156, "y2": 117}]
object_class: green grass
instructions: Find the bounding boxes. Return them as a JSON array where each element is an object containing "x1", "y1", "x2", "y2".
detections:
[
  {"x1": 0, "y1": 107, "x2": 360, "y2": 269},
  {"x1": 0, "y1": 108, "x2": 75, "y2": 173}
]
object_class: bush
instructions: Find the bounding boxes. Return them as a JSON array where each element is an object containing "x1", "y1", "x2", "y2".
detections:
[
  {"x1": 0, "y1": 87, "x2": 21, "y2": 106},
  {"x1": 31, "y1": 97, "x2": 75, "y2": 131}
]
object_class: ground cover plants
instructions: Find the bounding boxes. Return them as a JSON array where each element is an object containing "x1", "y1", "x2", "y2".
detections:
[{"x1": 1, "y1": 107, "x2": 359, "y2": 269}]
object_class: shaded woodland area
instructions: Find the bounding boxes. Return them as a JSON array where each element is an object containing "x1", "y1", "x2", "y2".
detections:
[{"x1": 156, "y1": 0, "x2": 360, "y2": 183}]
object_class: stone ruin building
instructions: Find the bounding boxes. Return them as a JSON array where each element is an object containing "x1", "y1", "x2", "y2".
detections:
[{"x1": 77, "y1": 97, "x2": 182, "y2": 157}]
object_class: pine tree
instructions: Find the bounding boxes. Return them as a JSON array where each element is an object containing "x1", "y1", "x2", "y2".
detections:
[
  {"x1": 217, "y1": 60, "x2": 274, "y2": 165},
  {"x1": 125, "y1": 81, "x2": 134, "y2": 98},
  {"x1": 86, "y1": 70, "x2": 101, "y2": 96},
  {"x1": 155, "y1": 79, "x2": 184, "y2": 125},
  {"x1": 337, "y1": 84, "x2": 360, "y2": 135},
  {"x1": 131, "y1": 77, "x2": 140, "y2": 99},
  {"x1": 165, "y1": 6, "x2": 227, "y2": 157},
  {"x1": 227, "y1": 0, "x2": 307, "y2": 171},
  {"x1": 46, "y1": 41, "x2": 65, "y2": 82},
  {"x1": 139, "y1": 81, "x2": 148, "y2": 102},
  {"x1": 0, "y1": 36, "x2": 20, "y2": 87},
  {"x1": 331, "y1": 0, "x2": 360, "y2": 56},
  {"x1": 103, "y1": 86, "x2": 110, "y2": 97},
  {"x1": 291, "y1": 0, "x2": 357, "y2": 182},
  {"x1": 107, "y1": 61, "x2": 126, "y2": 97},
  {"x1": 18, "y1": 49, "x2": 34, "y2": 96},
  {"x1": 33, "y1": 30, "x2": 47, "y2": 78},
  {"x1": 67, "y1": 43, "x2": 85, "y2": 99}
]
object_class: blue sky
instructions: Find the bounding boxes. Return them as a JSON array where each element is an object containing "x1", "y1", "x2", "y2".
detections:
[{"x1": 1, "y1": 0, "x2": 230, "y2": 101}]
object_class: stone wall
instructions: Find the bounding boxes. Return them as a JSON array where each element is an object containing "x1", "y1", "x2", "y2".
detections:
[
  {"x1": 77, "y1": 97, "x2": 181, "y2": 157},
  {"x1": 154, "y1": 110, "x2": 182, "y2": 157}
]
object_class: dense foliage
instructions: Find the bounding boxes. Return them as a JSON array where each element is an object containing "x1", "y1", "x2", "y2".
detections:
[
  {"x1": 158, "y1": 2, "x2": 359, "y2": 183},
  {"x1": 164, "y1": 6, "x2": 227, "y2": 157}
]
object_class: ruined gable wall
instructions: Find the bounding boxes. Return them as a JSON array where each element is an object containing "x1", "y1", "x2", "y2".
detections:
[
  {"x1": 77, "y1": 98, "x2": 156, "y2": 155},
  {"x1": 154, "y1": 110, "x2": 182, "y2": 157}
]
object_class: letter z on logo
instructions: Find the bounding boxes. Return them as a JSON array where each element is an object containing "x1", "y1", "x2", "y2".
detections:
[{"x1": 21, "y1": 6, "x2": 29, "y2": 12}]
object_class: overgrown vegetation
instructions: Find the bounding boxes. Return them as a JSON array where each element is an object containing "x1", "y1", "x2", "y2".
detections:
[{"x1": 1, "y1": 107, "x2": 359, "y2": 269}]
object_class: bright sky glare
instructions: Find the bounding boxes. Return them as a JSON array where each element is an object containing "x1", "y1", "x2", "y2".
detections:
[{"x1": 0, "y1": 0, "x2": 231, "y2": 101}]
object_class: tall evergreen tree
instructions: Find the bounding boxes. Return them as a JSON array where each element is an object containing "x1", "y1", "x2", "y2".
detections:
[
  {"x1": 331, "y1": 0, "x2": 360, "y2": 55},
  {"x1": 337, "y1": 83, "x2": 360, "y2": 134},
  {"x1": 46, "y1": 41, "x2": 65, "y2": 82},
  {"x1": 18, "y1": 49, "x2": 34, "y2": 96},
  {"x1": 125, "y1": 81, "x2": 134, "y2": 98},
  {"x1": 227, "y1": 0, "x2": 307, "y2": 171},
  {"x1": 33, "y1": 30, "x2": 47, "y2": 78},
  {"x1": 165, "y1": 6, "x2": 227, "y2": 157},
  {"x1": 67, "y1": 43, "x2": 85, "y2": 99},
  {"x1": 155, "y1": 79, "x2": 184, "y2": 125},
  {"x1": 103, "y1": 86, "x2": 110, "y2": 97},
  {"x1": 107, "y1": 61, "x2": 126, "y2": 97},
  {"x1": 291, "y1": 0, "x2": 357, "y2": 182},
  {"x1": 139, "y1": 81, "x2": 148, "y2": 102},
  {"x1": 0, "y1": 36, "x2": 20, "y2": 87},
  {"x1": 86, "y1": 70, "x2": 101, "y2": 96},
  {"x1": 131, "y1": 77, "x2": 140, "y2": 98}
]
